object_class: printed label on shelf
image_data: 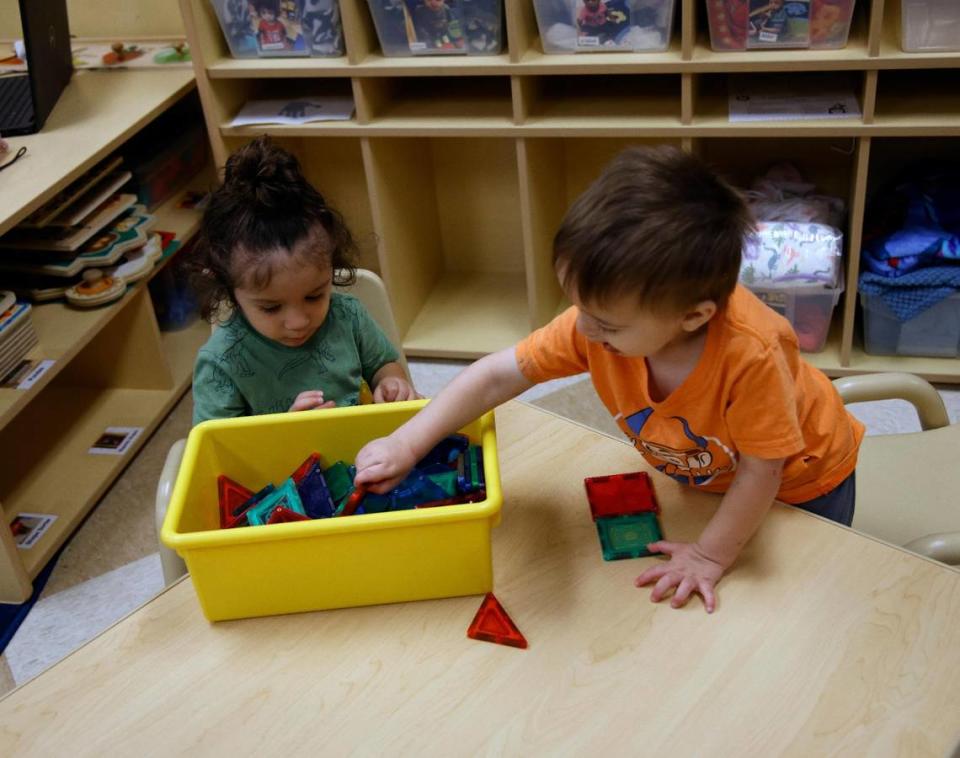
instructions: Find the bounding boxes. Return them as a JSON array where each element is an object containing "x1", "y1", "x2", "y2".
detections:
[
  {"x1": 88, "y1": 426, "x2": 143, "y2": 456},
  {"x1": 2, "y1": 358, "x2": 55, "y2": 390},
  {"x1": 11, "y1": 513, "x2": 57, "y2": 550}
]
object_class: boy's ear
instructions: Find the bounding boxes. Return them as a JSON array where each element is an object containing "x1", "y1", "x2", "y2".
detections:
[{"x1": 680, "y1": 300, "x2": 717, "y2": 332}]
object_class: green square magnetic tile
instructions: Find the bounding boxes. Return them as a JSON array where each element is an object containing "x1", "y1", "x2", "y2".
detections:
[{"x1": 596, "y1": 512, "x2": 662, "y2": 561}]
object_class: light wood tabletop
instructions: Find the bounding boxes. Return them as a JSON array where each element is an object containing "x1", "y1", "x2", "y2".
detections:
[{"x1": 0, "y1": 401, "x2": 958, "y2": 755}]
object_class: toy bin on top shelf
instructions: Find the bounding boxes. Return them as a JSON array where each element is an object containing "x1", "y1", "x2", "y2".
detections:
[
  {"x1": 366, "y1": 0, "x2": 503, "y2": 56},
  {"x1": 532, "y1": 0, "x2": 676, "y2": 53},
  {"x1": 160, "y1": 400, "x2": 503, "y2": 622},
  {"x1": 861, "y1": 292, "x2": 960, "y2": 358},
  {"x1": 210, "y1": 0, "x2": 345, "y2": 58},
  {"x1": 902, "y1": 0, "x2": 960, "y2": 52},
  {"x1": 746, "y1": 273, "x2": 845, "y2": 353},
  {"x1": 705, "y1": 0, "x2": 856, "y2": 51}
]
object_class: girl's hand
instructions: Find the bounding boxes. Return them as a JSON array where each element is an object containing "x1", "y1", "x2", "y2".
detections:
[
  {"x1": 372, "y1": 376, "x2": 419, "y2": 403},
  {"x1": 354, "y1": 434, "x2": 418, "y2": 493},
  {"x1": 634, "y1": 541, "x2": 727, "y2": 614},
  {"x1": 288, "y1": 390, "x2": 337, "y2": 412}
]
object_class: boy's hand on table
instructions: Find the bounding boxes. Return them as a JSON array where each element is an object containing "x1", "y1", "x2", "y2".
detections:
[
  {"x1": 289, "y1": 390, "x2": 337, "y2": 412},
  {"x1": 373, "y1": 376, "x2": 420, "y2": 403},
  {"x1": 354, "y1": 435, "x2": 418, "y2": 493},
  {"x1": 634, "y1": 541, "x2": 727, "y2": 614}
]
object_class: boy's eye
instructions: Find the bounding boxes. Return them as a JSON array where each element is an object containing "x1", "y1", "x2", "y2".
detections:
[
  {"x1": 305, "y1": 292, "x2": 328, "y2": 302},
  {"x1": 259, "y1": 304, "x2": 281, "y2": 314}
]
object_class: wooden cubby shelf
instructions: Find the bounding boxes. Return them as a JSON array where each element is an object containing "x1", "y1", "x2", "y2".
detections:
[{"x1": 181, "y1": 0, "x2": 960, "y2": 380}]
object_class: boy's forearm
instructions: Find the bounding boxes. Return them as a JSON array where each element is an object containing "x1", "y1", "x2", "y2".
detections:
[
  {"x1": 390, "y1": 347, "x2": 533, "y2": 462},
  {"x1": 696, "y1": 455, "x2": 784, "y2": 569}
]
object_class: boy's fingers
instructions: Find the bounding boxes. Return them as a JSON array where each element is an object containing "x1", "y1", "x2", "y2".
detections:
[
  {"x1": 646, "y1": 541, "x2": 676, "y2": 555},
  {"x1": 699, "y1": 581, "x2": 717, "y2": 614},
  {"x1": 634, "y1": 564, "x2": 668, "y2": 587},
  {"x1": 650, "y1": 573, "x2": 678, "y2": 603},
  {"x1": 671, "y1": 577, "x2": 696, "y2": 608}
]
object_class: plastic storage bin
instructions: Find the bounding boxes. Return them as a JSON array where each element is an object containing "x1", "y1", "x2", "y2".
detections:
[
  {"x1": 210, "y1": 0, "x2": 345, "y2": 58},
  {"x1": 861, "y1": 293, "x2": 960, "y2": 358},
  {"x1": 367, "y1": 0, "x2": 503, "y2": 56},
  {"x1": 161, "y1": 400, "x2": 503, "y2": 621},
  {"x1": 533, "y1": 0, "x2": 676, "y2": 53},
  {"x1": 705, "y1": 0, "x2": 856, "y2": 51},
  {"x1": 902, "y1": 0, "x2": 960, "y2": 52},
  {"x1": 747, "y1": 275, "x2": 844, "y2": 353}
]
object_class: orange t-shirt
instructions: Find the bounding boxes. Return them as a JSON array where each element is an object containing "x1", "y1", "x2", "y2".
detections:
[{"x1": 515, "y1": 285, "x2": 864, "y2": 504}]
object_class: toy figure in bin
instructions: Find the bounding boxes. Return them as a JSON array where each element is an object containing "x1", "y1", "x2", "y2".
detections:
[
  {"x1": 576, "y1": 0, "x2": 630, "y2": 46},
  {"x1": 748, "y1": 0, "x2": 810, "y2": 47},
  {"x1": 213, "y1": 0, "x2": 259, "y2": 56},
  {"x1": 253, "y1": 0, "x2": 307, "y2": 54},
  {"x1": 462, "y1": 0, "x2": 500, "y2": 53},
  {"x1": 412, "y1": 0, "x2": 466, "y2": 50},
  {"x1": 302, "y1": 0, "x2": 344, "y2": 55},
  {"x1": 256, "y1": 0, "x2": 289, "y2": 50}
]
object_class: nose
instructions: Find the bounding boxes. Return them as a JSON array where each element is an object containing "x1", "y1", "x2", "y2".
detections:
[{"x1": 284, "y1": 309, "x2": 310, "y2": 332}]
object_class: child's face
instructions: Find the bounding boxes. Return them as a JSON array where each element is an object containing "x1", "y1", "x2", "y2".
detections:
[
  {"x1": 260, "y1": 6, "x2": 276, "y2": 20},
  {"x1": 233, "y1": 253, "x2": 333, "y2": 347},
  {"x1": 424, "y1": 0, "x2": 444, "y2": 10},
  {"x1": 565, "y1": 281, "x2": 714, "y2": 358}
]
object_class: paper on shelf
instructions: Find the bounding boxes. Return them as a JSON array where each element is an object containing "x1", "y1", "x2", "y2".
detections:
[
  {"x1": 230, "y1": 97, "x2": 355, "y2": 127},
  {"x1": 728, "y1": 76, "x2": 861, "y2": 123}
]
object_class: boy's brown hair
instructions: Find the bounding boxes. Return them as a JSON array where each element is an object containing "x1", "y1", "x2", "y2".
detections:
[{"x1": 554, "y1": 146, "x2": 753, "y2": 313}]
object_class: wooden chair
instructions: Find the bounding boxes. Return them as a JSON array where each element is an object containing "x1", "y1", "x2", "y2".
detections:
[
  {"x1": 154, "y1": 269, "x2": 407, "y2": 585},
  {"x1": 833, "y1": 372, "x2": 960, "y2": 565}
]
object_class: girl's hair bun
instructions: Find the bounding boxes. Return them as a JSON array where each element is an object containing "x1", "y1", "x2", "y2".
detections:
[{"x1": 223, "y1": 135, "x2": 301, "y2": 210}]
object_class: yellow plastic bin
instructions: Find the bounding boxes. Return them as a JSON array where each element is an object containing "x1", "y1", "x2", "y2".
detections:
[{"x1": 161, "y1": 400, "x2": 502, "y2": 622}]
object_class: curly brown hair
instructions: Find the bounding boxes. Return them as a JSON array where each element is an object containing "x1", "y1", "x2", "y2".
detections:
[{"x1": 189, "y1": 135, "x2": 357, "y2": 322}]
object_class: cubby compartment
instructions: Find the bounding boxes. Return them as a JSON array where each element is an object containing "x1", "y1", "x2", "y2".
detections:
[
  {"x1": 222, "y1": 135, "x2": 378, "y2": 273},
  {"x1": 518, "y1": 137, "x2": 683, "y2": 325},
  {"x1": 516, "y1": 74, "x2": 681, "y2": 128},
  {"x1": 693, "y1": 71, "x2": 865, "y2": 129},
  {"x1": 353, "y1": 76, "x2": 513, "y2": 126},
  {"x1": 874, "y1": 69, "x2": 960, "y2": 130},
  {"x1": 214, "y1": 77, "x2": 359, "y2": 136},
  {"x1": 701, "y1": 137, "x2": 855, "y2": 354},
  {"x1": 362, "y1": 137, "x2": 527, "y2": 358},
  {"x1": 852, "y1": 137, "x2": 960, "y2": 369}
]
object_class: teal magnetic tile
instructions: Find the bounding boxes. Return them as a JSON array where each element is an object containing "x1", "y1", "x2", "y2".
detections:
[{"x1": 595, "y1": 512, "x2": 662, "y2": 561}]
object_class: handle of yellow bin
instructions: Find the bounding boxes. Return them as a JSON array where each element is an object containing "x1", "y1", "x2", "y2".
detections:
[{"x1": 156, "y1": 439, "x2": 188, "y2": 585}]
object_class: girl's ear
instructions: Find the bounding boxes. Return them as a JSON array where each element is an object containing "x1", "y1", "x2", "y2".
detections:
[{"x1": 680, "y1": 300, "x2": 717, "y2": 333}]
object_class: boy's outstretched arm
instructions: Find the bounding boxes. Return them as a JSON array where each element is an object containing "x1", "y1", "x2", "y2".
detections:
[
  {"x1": 635, "y1": 455, "x2": 784, "y2": 613},
  {"x1": 354, "y1": 347, "x2": 534, "y2": 492}
]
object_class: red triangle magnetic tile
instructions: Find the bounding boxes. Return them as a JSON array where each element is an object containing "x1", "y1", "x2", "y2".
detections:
[
  {"x1": 291, "y1": 453, "x2": 322, "y2": 485},
  {"x1": 467, "y1": 593, "x2": 527, "y2": 649},
  {"x1": 218, "y1": 475, "x2": 254, "y2": 528}
]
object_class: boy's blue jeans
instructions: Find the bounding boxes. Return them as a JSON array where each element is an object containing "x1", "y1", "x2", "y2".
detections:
[{"x1": 793, "y1": 471, "x2": 856, "y2": 527}]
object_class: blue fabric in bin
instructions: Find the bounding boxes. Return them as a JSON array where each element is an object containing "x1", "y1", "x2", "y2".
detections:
[{"x1": 859, "y1": 266, "x2": 960, "y2": 322}]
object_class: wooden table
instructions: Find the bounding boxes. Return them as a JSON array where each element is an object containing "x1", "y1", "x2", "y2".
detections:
[{"x1": 0, "y1": 402, "x2": 958, "y2": 755}]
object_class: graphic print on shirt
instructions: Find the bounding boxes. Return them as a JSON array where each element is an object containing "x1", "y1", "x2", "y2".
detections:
[
  {"x1": 620, "y1": 407, "x2": 738, "y2": 486},
  {"x1": 277, "y1": 342, "x2": 336, "y2": 381}
]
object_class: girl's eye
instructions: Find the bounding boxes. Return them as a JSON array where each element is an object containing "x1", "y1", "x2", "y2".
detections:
[
  {"x1": 305, "y1": 293, "x2": 327, "y2": 302},
  {"x1": 259, "y1": 305, "x2": 281, "y2": 314}
]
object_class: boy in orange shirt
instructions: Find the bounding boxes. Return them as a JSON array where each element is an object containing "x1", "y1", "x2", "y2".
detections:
[{"x1": 355, "y1": 146, "x2": 864, "y2": 613}]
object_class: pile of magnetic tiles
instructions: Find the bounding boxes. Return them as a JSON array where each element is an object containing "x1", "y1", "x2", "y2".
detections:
[{"x1": 216, "y1": 434, "x2": 485, "y2": 529}]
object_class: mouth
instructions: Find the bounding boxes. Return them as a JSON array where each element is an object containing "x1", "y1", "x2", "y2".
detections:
[{"x1": 282, "y1": 333, "x2": 310, "y2": 346}]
